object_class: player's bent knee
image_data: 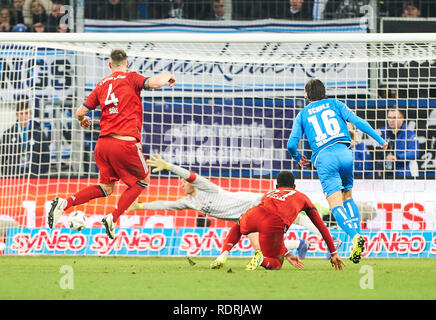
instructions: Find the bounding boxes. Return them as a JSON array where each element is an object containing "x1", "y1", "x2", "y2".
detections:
[
  {"x1": 343, "y1": 189, "x2": 353, "y2": 201},
  {"x1": 263, "y1": 257, "x2": 283, "y2": 270},
  {"x1": 99, "y1": 183, "x2": 115, "y2": 196},
  {"x1": 140, "y1": 176, "x2": 150, "y2": 185}
]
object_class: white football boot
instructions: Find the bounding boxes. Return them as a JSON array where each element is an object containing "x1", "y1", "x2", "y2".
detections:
[
  {"x1": 101, "y1": 214, "x2": 116, "y2": 239},
  {"x1": 48, "y1": 197, "x2": 67, "y2": 229}
]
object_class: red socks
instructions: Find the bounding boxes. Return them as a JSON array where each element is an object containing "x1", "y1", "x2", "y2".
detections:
[
  {"x1": 261, "y1": 257, "x2": 282, "y2": 270},
  {"x1": 64, "y1": 182, "x2": 148, "y2": 224},
  {"x1": 112, "y1": 182, "x2": 148, "y2": 223},
  {"x1": 65, "y1": 185, "x2": 106, "y2": 210},
  {"x1": 221, "y1": 223, "x2": 242, "y2": 253}
]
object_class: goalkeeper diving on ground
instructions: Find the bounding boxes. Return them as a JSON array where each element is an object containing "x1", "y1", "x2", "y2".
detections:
[{"x1": 128, "y1": 154, "x2": 343, "y2": 267}]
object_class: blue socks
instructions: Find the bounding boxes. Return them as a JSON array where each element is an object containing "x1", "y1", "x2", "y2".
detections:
[
  {"x1": 331, "y1": 205, "x2": 359, "y2": 239},
  {"x1": 343, "y1": 198, "x2": 361, "y2": 233}
]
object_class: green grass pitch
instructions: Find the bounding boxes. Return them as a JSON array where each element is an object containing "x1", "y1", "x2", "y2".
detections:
[{"x1": 0, "y1": 256, "x2": 435, "y2": 300}]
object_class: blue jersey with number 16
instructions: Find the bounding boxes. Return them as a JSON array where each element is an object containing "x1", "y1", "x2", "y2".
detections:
[{"x1": 287, "y1": 98, "x2": 386, "y2": 166}]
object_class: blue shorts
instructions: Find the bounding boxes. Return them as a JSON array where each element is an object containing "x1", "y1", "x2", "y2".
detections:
[{"x1": 315, "y1": 143, "x2": 354, "y2": 198}]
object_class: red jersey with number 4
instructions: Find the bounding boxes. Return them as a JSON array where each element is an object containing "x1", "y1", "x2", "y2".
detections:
[
  {"x1": 83, "y1": 71, "x2": 147, "y2": 142},
  {"x1": 258, "y1": 187, "x2": 318, "y2": 227}
]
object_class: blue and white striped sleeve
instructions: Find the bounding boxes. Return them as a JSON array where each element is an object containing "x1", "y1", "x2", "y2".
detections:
[{"x1": 336, "y1": 100, "x2": 386, "y2": 146}]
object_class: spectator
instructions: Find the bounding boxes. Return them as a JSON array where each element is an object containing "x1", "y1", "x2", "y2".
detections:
[
  {"x1": 0, "y1": 7, "x2": 11, "y2": 32},
  {"x1": 402, "y1": 1, "x2": 421, "y2": 17},
  {"x1": 385, "y1": 0, "x2": 434, "y2": 18},
  {"x1": 281, "y1": 0, "x2": 313, "y2": 20},
  {"x1": 23, "y1": 0, "x2": 51, "y2": 26},
  {"x1": 30, "y1": 0, "x2": 48, "y2": 24},
  {"x1": 376, "y1": 108, "x2": 419, "y2": 179},
  {"x1": 0, "y1": 101, "x2": 51, "y2": 178},
  {"x1": 10, "y1": 0, "x2": 25, "y2": 26},
  {"x1": 202, "y1": 0, "x2": 226, "y2": 20},
  {"x1": 46, "y1": 1, "x2": 63, "y2": 32},
  {"x1": 320, "y1": 0, "x2": 369, "y2": 20}
]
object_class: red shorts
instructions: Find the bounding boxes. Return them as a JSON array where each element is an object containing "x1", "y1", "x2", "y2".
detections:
[
  {"x1": 94, "y1": 136, "x2": 149, "y2": 187},
  {"x1": 239, "y1": 207, "x2": 288, "y2": 259}
]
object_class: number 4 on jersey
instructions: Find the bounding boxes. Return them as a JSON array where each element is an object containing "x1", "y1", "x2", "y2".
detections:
[{"x1": 105, "y1": 83, "x2": 119, "y2": 106}]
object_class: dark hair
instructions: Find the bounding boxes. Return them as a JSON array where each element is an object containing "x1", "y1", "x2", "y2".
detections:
[
  {"x1": 110, "y1": 49, "x2": 127, "y2": 65},
  {"x1": 16, "y1": 101, "x2": 30, "y2": 113},
  {"x1": 305, "y1": 79, "x2": 327, "y2": 102},
  {"x1": 275, "y1": 171, "x2": 295, "y2": 188},
  {"x1": 387, "y1": 107, "x2": 406, "y2": 119}
]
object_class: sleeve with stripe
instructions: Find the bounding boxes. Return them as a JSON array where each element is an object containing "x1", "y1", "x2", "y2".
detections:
[{"x1": 170, "y1": 164, "x2": 220, "y2": 193}]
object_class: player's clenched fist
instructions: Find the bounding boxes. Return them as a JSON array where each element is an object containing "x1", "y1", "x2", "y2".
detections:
[
  {"x1": 146, "y1": 72, "x2": 176, "y2": 89},
  {"x1": 79, "y1": 116, "x2": 91, "y2": 129}
]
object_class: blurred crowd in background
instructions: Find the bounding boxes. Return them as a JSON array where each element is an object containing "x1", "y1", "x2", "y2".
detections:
[{"x1": 0, "y1": 0, "x2": 435, "y2": 33}]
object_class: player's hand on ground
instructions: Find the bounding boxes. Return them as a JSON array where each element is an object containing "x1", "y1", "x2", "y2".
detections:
[
  {"x1": 79, "y1": 116, "x2": 91, "y2": 129},
  {"x1": 147, "y1": 154, "x2": 171, "y2": 173},
  {"x1": 285, "y1": 253, "x2": 304, "y2": 269},
  {"x1": 330, "y1": 253, "x2": 345, "y2": 270},
  {"x1": 298, "y1": 155, "x2": 310, "y2": 168}
]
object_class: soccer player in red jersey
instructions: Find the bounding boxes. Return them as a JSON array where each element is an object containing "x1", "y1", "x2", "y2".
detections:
[
  {"x1": 48, "y1": 49, "x2": 176, "y2": 239},
  {"x1": 212, "y1": 171, "x2": 345, "y2": 271}
]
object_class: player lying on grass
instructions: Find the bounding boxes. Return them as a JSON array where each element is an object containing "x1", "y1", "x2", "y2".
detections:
[
  {"x1": 128, "y1": 154, "x2": 339, "y2": 262},
  {"x1": 47, "y1": 49, "x2": 176, "y2": 239},
  {"x1": 287, "y1": 79, "x2": 388, "y2": 264},
  {"x1": 211, "y1": 171, "x2": 345, "y2": 271}
]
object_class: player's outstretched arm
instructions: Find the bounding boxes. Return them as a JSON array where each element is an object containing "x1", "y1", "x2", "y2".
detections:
[
  {"x1": 127, "y1": 199, "x2": 191, "y2": 212},
  {"x1": 305, "y1": 205, "x2": 345, "y2": 270},
  {"x1": 145, "y1": 71, "x2": 176, "y2": 89},
  {"x1": 147, "y1": 154, "x2": 220, "y2": 193},
  {"x1": 337, "y1": 101, "x2": 386, "y2": 148}
]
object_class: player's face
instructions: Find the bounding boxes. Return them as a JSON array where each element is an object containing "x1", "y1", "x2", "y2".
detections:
[{"x1": 181, "y1": 179, "x2": 195, "y2": 195}]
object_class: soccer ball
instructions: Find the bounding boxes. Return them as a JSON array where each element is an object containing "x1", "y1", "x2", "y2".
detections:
[{"x1": 68, "y1": 211, "x2": 87, "y2": 231}]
